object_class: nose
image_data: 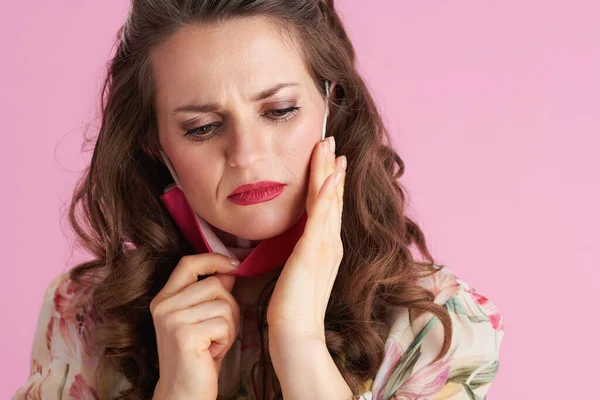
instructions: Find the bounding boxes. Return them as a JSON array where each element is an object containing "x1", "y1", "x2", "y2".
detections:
[{"x1": 226, "y1": 120, "x2": 269, "y2": 168}]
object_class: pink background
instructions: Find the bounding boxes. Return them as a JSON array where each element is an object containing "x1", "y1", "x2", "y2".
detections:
[{"x1": 2, "y1": 1, "x2": 598, "y2": 398}]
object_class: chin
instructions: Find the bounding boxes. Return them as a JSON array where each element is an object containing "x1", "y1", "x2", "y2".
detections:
[
  {"x1": 225, "y1": 202, "x2": 305, "y2": 241},
  {"x1": 227, "y1": 212, "x2": 293, "y2": 241}
]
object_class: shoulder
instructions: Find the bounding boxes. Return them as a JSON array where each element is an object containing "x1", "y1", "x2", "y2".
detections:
[
  {"x1": 42, "y1": 270, "x2": 100, "y2": 358},
  {"x1": 357, "y1": 265, "x2": 504, "y2": 399},
  {"x1": 13, "y1": 270, "x2": 125, "y2": 399}
]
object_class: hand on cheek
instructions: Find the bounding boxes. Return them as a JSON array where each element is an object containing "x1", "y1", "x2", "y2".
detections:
[{"x1": 267, "y1": 135, "x2": 347, "y2": 340}]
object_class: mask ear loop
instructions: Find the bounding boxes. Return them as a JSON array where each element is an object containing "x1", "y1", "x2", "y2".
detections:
[
  {"x1": 322, "y1": 79, "x2": 331, "y2": 141},
  {"x1": 159, "y1": 148, "x2": 181, "y2": 188}
]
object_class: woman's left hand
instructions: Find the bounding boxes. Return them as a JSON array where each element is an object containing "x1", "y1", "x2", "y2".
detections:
[{"x1": 266, "y1": 135, "x2": 347, "y2": 342}]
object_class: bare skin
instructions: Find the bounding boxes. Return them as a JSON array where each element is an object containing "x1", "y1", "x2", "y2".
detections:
[
  {"x1": 152, "y1": 17, "x2": 333, "y2": 308},
  {"x1": 210, "y1": 224, "x2": 282, "y2": 308}
]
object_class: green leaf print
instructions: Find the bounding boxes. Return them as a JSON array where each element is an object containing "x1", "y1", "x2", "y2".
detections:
[
  {"x1": 58, "y1": 363, "x2": 69, "y2": 399},
  {"x1": 444, "y1": 297, "x2": 488, "y2": 324},
  {"x1": 445, "y1": 359, "x2": 499, "y2": 399},
  {"x1": 382, "y1": 316, "x2": 440, "y2": 399},
  {"x1": 461, "y1": 382, "x2": 482, "y2": 400}
]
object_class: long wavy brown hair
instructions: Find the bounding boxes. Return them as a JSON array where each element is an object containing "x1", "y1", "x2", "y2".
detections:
[{"x1": 66, "y1": 0, "x2": 453, "y2": 398}]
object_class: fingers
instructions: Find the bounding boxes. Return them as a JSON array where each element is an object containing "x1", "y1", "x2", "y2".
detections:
[
  {"x1": 337, "y1": 156, "x2": 346, "y2": 214},
  {"x1": 307, "y1": 138, "x2": 330, "y2": 209},
  {"x1": 153, "y1": 253, "x2": 239, "y2": 305},
  {"x1": 182, "y1": 317, "x2": 232, "y2": 360},
  {"x1": 308, "y1": 136, "x2": 342, "y2": 210},
  {"x1": 156, "y1": 275, "x2": 241, "y2": 327},
  {"x1": 324, "y1": 137, "x2": 336, "y2": 187},
  {"x1": 170, "y1": 298, "x2": 240, "y2": 358},
  {"x1": 337, "y1": 161, "x2": 346, "y2": 235},
  {"x1": 321, "y1": 137, "x2": 345, "y2": 202},
  {"x1": 152, "y1": 274, "x2": 241, "y2": 362},
  {"x1": 305, "y1": 168, "x2": 342, "y2": 239},
  {"x1": 304, "y1": 135, "x2": 346, "y2": 237},
  {"x1": 330, "y1": 155, "x2": 346, "y2": 237}
]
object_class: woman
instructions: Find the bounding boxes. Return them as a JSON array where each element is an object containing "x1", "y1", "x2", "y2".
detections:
[{"x1": 14, "y1": 1, "x2": 504, "y2": 399}]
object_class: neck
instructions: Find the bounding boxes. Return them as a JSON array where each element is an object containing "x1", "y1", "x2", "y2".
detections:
[
  {"x1": 207, "y1": 223, "x2": 285, "y2": 307},
  {"x1": 232, "y1": 265, "x2": 283, "y2": 308}
]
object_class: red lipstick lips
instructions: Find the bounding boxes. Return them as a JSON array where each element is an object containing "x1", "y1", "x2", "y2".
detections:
[{"x1": 227, "y1": 180, "x2": 286, "y2": 205}]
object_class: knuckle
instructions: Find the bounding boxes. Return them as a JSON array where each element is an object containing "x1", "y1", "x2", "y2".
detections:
[
  {"x1": 215, "y1": 317, "x2": 230, "y2": 334},
  {"x1": 202, "y1": 275, "x2": 222, "y2": 292},
  {"x1": 215, "y1": 298, "x2": 231, "y2": 314},
  {"x1": 178, "y1": 255, "x2": 198, "y2": 276},
  {"x1": 178, "y1": 254, "x2": 193, "y2": 268},
  {"x1": 150, "y1": 300, "x2": 166, "y2": 318},
  {"x1": 149, "y1": 298, "x2": 157, "y2": 314}
]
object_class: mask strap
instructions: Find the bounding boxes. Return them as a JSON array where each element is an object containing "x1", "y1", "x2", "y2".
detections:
[
  {"x1": 159, "y1": 148, "x2": 181, "y2": 188},
  {"x1": 322, "y1": 79, "x2": 330, "y2": 141}
]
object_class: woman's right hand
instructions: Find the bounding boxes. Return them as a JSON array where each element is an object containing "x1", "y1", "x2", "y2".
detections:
[{"x1": 150, "y1": 253, "x2": 241, "y2": 400}]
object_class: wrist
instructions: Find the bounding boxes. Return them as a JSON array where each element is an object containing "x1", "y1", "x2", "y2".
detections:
[
  {"x1": 153, "y1": 379, "x2": 215, "y2": 400},
  {"x1": 268, "y1": 327, "x2": 326, "y2": 347}
]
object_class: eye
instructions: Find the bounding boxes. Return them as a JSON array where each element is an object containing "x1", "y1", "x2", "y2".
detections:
[
  {"x1": 184, "y1": 106, "x2": 302, "y2": 142},
  {"x1": 264, "y1": 106, "x2": 301, "y2": 121}
]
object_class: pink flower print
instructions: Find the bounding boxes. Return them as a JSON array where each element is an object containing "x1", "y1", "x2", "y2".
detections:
[
  {"x1": 54, "y1": 274, "x2": 94, "y2": 327},
  {"x1": 48, "y1": 314, "x2": 82, "y2": 363},
  {"x1": 30, "y1": 358, "x2": 43, "y2": 377},
  {"x1": 415, "y1": 268, "x2": 460, "y2": 303},
  {"x1": 68, "y1": 374, "x2": 100, "y2": 400},
  {"x1": 468, "y1": 291, "x2": 504, "y2": 332},
  {"x1": 47, "y1": 313, "x2": 97, "y2": 369},
  {"x1": 391, "y1": 358, "x2": 451, "y2": 399},
  {"x1": 50, "y1": 276, "x2": 98, "y2": 367},
  {"x1": 14, "y1": 362, "x2": 54, "y2": 400},
  {"x1": 371, "y1": 339, "x2": 405, "y2": 400}
]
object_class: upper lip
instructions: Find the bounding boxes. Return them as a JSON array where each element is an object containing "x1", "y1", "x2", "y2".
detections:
[{"x1": 228, "y1": 180, "x2": 285, "y2": 197}]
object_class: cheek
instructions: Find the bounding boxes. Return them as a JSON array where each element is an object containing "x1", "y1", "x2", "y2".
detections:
[
  {"x1": 174, "y1": 150, "x2": 221, "y2": 199},
  {"x1": 278, "y1": 112, "x2": 323, "y2": 181}
]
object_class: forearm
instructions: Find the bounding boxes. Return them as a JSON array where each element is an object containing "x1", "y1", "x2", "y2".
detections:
[{"x1": 269, "y1": 335, "x2": 354, "y2": 400}]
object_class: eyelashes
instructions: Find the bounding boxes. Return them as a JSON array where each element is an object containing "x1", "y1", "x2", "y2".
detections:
[{"x1": 184, "y1": 106, "x2": 302, "y2": 143}]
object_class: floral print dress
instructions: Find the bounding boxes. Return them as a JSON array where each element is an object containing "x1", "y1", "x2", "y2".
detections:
[{"x1": 13, "y1": 263, "x2": 503, "y2": 399}]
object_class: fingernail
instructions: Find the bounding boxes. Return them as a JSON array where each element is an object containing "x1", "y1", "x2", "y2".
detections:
[
  {"x1": 341, "y1": 155, "x2": 347, "y2": 170},
  {"x1": 329, "y1": 136, "x2": 335, "y2": 153},
  {"x1": 229, "y1": 257, "x2": 240, "y2": 267},
  {"x1": 322, "y1": 139, "x2": 329, "y2": 156}
]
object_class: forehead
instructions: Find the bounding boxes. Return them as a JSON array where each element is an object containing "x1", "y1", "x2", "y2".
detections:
[{"x1": 151, "y1": 17, "x2": 310, "y2": 107}]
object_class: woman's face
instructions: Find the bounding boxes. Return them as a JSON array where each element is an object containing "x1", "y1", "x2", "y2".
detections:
[{"x1": 152, "y1": 17, "x2": 327, "y2": 241}]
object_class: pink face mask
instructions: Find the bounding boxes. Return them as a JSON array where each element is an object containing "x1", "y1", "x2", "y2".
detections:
[{"x1": 158, "y1": 80, "x2": 331, "y2": 278}]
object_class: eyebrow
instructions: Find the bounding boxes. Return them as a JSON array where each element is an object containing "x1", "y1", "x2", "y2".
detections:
[{"x1": 172, "y1": 82, "x2": 301, "y2": 114}]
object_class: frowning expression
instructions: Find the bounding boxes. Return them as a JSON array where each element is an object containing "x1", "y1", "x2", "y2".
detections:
[{"x1": 152, "y1": 16, "x2": 328, "y2": 241}]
